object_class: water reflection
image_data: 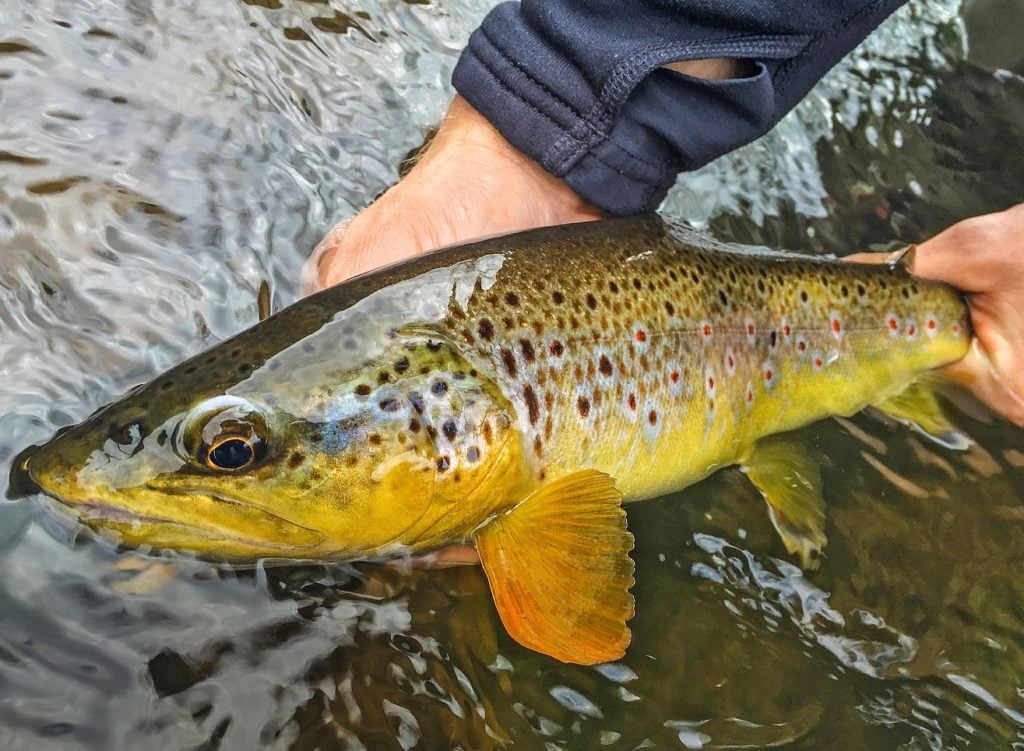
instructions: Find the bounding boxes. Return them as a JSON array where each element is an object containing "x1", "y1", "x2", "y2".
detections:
[{"x1": 1, "y1": 0, "x2": 1023, "y2": 748}]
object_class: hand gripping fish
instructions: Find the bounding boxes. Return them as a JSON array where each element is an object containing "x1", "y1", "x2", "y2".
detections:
[{"x1": 27, "y1": 216, "x2": 972, "y2": 664}]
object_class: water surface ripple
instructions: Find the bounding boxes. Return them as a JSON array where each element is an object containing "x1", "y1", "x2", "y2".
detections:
[{"x1": 1, "y1": 0, "x2": 1023, "y2": 748}]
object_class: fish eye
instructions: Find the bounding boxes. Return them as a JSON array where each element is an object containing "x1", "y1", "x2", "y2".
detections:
[
  {"x1": 181, "y1": 396, "x2": 270, "y2": 473},
  {"x1": 206, "y1": 436, "x2": 262, "y2": 471}
]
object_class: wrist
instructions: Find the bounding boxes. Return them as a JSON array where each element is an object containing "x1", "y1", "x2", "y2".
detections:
[{"x1": 415, "y1": 96, "x2": 605, "y2": 225}]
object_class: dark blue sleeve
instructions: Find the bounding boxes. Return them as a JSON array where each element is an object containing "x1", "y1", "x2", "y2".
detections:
[{"x1": 451, "y1": 1, "x2": 907, "y2": 215}]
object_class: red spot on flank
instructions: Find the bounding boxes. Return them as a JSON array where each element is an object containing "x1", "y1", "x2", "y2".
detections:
[
  {"x1": 952, "y1": 323, "x2": 961, "y2": 333},
  {"x1": 832, "y1": 319, "x2": 842, "y2": 333},
  {"x1": 670, "y1": 371, "x2": 680, "y2": 383},
  {"x1": 764, "y1": 369, "x2": 773, "y2": 381},
  {"x1": 636, "y1": 330, "x2": 647, "y2": 342},
  {"x1": 628, "y1": 393, "x2": 637, "y2": 411},
  {"x1": 927, "y1": 319, "x2": 936, "y2": 330},
  {"x1": 783, "y1": 324, "x2": 791, "y2": 336},
  {"x1": 907, "y1": 325, "x2": 916, "y2": 336},
  {"x1": 747, "y1": 323, "x2": 755, "y2": 336},
  {"x1": 747, "y1": 389, "x2": 754, "y2": 403},
  {"x1": 797, "y1": 341, "x2": 807, "y2": 352},
  {"x1": 708, "y1": 376, "x2": 715, "y2": 390},
  {"x1": 726, "y1": 355, "x2": 734, "y2": 369},
  {"x1": 702, "y1": 324, "x2": 712, "y2": 337},
  {"x1": 814, "y1": 357, "x2": 823, "y2": 367},
  {"x1": 888, "y1": 318, "x2": 898, "y2": 330}
]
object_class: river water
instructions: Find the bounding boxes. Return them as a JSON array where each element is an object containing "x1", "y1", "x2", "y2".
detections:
[{"x1": 1, "y1": 0, "x2": 1023, "y2": 748}]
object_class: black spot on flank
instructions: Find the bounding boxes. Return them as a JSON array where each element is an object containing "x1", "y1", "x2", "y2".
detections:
[
  {"x1": 239, "y1": 363, "x2": 252, "y2": 373},
  {"x1": 231, "y1": 348, "x2": 242, "y2": 358},
  {"x1": 442, "y1": 420, "x2": 457, "y2": 440},
  {"x1": 552, "y1": 290, "x2": 564, "y2": 304},
  {"x1": 427, "y1": 340, "x2": 443, "y2": 352},
  {"x1": 857, "y1": 284, "x2": 866, "y2": 296},
  {"x1": 598, "y1": 355, "x2": 613, "y2": 377},
  {"x1": 718, "y1": 290, "x2": 728, "y2": 307},
  {"x1": 523, "y1": 385, "x2": 540, "y2": 425},
  {"x1": 585, "y1": 293, "x2": 597, "y2": 310},
  {"x1": 769, "y1": 331, "x2": 777, "y2": 347},
  {"x1": 436, "y1": 456, "x2": 450, "y2": 472},
  {"x1": 184, "y1": 365, "x2": 197, "y2": 375},
  {"x1": 841, "y1": 285, "x2": 849, "y2": 297},
  {"x1": 664, "y1": 301, "x2": 675, "y2": 316},
  {"x1": 478, "y1": 318, "x2": 494, "y2": 341},
  {"x1": 501, "y1": 349, "x2": 517, "y2": 379},
  {"x1": 608, "y1": 281, "x2": 619, "y2": 294},
  {"x1": 431, "y1": 379, "x2": 448, "y2": 396},
  {"x1": 505, "y1": 292, "x2": 520, "y2": 306},
  {"x1": 377, "y1": 372, "x2": 391, "y2": 385},
  {"x1": 395, "y1": 357, "x2": 410, "y2": 373},
  {"x1": 161, "y1": 381, "x2": 173, "y2": 391},
  {"x1": 757, "y1": 279, "x2": 766, "y2": 293},
  {"x1": 534, "y1": 435, "x2": 543, "y2": 458},
  {"x1": 310, "y1": 431, "x2": 324, "y2": 443},
  {"x1": 902, "y1": 288, "x2": 910, "y2": 299},
  {"x1": 577, "y1": 395, "x2": 591, "y2": 418},
  {"x1": 379, "y1": 398, "x2": 401, "y2": 412},
  {"x1": 549, "y1": 340, "x2": 564, "y2": 357},
  {"x1": 426, "y1": 425, "x2": 438, "y2": 440},
  {"x1": 632, "y1": 278, "x2": 642, "y2": 290},
  {"x1": 287, "y1": 452, "x2": 306, "y2": 469},
  {"x1": 368, "y1": 434, "x2": 382, "y2": 446},
  {"x1": 355, "y1": 384, "x2": 371, "y2": 396},
  {"x1": 520, "y1": 339, "x2": 536, "y2": 362},
  {"x1": 409, "y1": 418, "x2": 421, "y2": 433},
  {"x1": 453, "y1": 370, "x2": 466, "y2": 380},
  {"x1": 408, "y1": 393, "x2": 425, "y2": 414},
  {"x1": 800, "y1": 290, "x2": 809, "y2": 303},
  {"x1": 467, "y1": 445, "x2": 479, "y2": 462}
]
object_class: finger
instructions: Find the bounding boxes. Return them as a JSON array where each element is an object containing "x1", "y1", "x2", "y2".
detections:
[
  {"x1": 301, "y1": 217, "x2": 352, "y2": 295},
  {"x1": 943, "y1": 339, "x2": 1024, "y2": 427},
  {"x1": 842, "y1": 250, "x2": 905, "y2": 266}
]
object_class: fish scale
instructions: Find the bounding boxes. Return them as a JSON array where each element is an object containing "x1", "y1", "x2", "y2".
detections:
[
  {"x1": 26, "y1": 216, "x2": 971, "y2": 664},
  {"x1": 445, "y1": 226, "x2": 967, "y2": 504}
]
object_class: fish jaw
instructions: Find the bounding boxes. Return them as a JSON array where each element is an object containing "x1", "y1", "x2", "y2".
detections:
[{"x1": 27, "y1": 443, "x2": 329, "y2": 557}]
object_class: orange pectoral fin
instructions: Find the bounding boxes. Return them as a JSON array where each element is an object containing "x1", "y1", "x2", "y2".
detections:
[{"x1": 473, "y1": 470, "x2": 635, "y2": 665}]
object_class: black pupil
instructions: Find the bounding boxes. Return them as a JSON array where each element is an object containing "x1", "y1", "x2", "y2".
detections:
[{"x1": 209, "y1": 439, "x2": 253, "y2": 469}]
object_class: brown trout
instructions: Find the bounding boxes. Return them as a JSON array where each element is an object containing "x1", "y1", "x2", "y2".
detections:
[{"x1": 27, "y1": 216, "x2": 970, "y2": 664}]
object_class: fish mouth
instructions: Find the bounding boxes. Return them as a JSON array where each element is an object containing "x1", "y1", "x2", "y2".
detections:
[{"x1": 39, "y1": 487, "x2": 327, "y2": 554}]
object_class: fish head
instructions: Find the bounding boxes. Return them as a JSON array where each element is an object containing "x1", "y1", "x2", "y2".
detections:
[{"x1": 27, "y1": 328, "x2": 525, "y2": 560}]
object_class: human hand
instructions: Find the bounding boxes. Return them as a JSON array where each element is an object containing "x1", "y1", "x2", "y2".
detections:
[
  {"x1": 302, "y1": 59, "x2": 748, "y2": 293},
  {"x1": 300, "y1": 95, "x2": 604, "y2": 293},
  {"x1": 849, "y1": 204, "x2": 1024, "y2": 426}
]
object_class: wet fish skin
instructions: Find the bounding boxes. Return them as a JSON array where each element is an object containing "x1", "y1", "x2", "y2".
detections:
[{"x1": 26, "y1": 216, "x2": 971, "y2": 663}]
